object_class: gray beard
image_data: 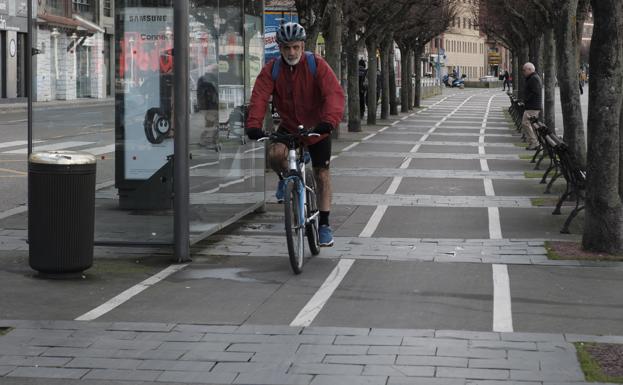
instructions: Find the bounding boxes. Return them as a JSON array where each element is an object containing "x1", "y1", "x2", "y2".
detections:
[{"x1": 283, "y1": 55, "x2": 301, "y2": 66}]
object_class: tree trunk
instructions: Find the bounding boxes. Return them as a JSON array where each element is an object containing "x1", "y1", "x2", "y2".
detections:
[
  {"x1": 366, "y1": 37, "x2": 378, "y2": 125},
  {"x1": 389, "y1": 41, "x2": 398, "y2": 115},
  {"x1": 554, "y1": 0, "x2": 587, "y2": 167},
  {"x1": 582, "y1": 0, "x2": 623, "y2": 254},
  {"x1": 529, "y1": 36, "x2": 543, "y2": 73},
  {"x1": 399, "y1": 42, "x2": 409, "y2": 112},
  {"x1": 517, "y1": 44, "x2": 529, "y2": 99},
  {"x1": 543, "y1": 27, "x2": 556, "y2": 131},
  {"x1": 413, "y1": 45, "x2": 423, "y2": 108},
  {"x1": 512, "y1": 52, "x2": 520, "y2": 98},
  {"x1": 324, "y1": 0, "x2": 342, "y2": 138},
  {"x1": 323, "y1": 0, "x2": 342, "y2": 75},
  {"x1": 408, "y1": 49, "x2": 414, "y2": 110},
  {"x1": 380, "y1": 37, "x2": 391, "y2": 119},
  {"x1": 346, "y1": 28, "x2": 361, "y2": 132}
]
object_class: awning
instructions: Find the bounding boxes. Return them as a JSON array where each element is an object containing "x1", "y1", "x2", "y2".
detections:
[{"x1": 37, "y1": 13, "x2": 104, "y2": 34}]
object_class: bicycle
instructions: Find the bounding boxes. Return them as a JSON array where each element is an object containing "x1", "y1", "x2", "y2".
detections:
[{"x1": 259, "y1": 126, "x2": 321, "y2": 274}]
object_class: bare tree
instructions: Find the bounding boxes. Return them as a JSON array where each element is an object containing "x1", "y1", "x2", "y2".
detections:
[
  {"x1": 395, "y1": 0, "x2": 457, "y2": 110},
  {"x1": 293, "y1": 0, "x2": 330, "y2": 51},
  {"x1": 535, "y1": 0, "x2": 586, "y2": 167},
  {"x1": 582, "y1": 0, "x2": 623, "y2": 254}
]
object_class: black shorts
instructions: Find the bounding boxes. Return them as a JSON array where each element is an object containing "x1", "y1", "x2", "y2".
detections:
[
  {"x1": 276, "y1": 127, "x2": 332, "y2": 169},
  {"x1": 307, "y1": 135, "x2": 332, "y2": 169}
]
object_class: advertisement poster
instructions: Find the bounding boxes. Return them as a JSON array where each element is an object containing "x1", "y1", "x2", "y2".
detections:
[
  {"x1": 120, "y1": 7, "x2": 174, "y2": 180},
  {"x1": 264, "y1": 11, "x2": 298, "y2": 63}
]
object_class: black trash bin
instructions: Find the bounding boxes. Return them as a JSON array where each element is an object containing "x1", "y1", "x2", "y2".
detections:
[{"x1": 28, "y1": 151, "x2": 97, "y2": 276}]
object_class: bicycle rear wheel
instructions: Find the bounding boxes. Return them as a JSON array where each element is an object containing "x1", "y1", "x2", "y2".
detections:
[
  {"x1": 305, "y1": 171, "x2": 320, "y2": 255},
  {"x1": 284, "y1": 178, "x2": 305, "y2": 274}
]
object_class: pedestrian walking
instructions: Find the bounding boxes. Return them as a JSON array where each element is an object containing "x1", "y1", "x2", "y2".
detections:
[
  {"x1": 502, "y1": 70, "x2": 511, "y2": 91},
  {"x1": 358, "y1": 59, "x2": 368, "y2": 118},
  {"x1": 521, "y1": 62, "x2": 542, "y2": 151}
]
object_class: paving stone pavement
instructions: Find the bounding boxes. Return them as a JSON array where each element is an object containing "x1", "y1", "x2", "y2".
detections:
[
  {"x1": 1, "y1": 90, "x2": 621, "y2": 385},
  {"x1": 1, "y1": 320, "x2": 622, "y2": 385},
  {"x1": 193, "y1": 234, "x2": 623, "y2": 267}
]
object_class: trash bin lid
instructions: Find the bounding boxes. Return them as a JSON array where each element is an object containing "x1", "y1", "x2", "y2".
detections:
[{"x1": 29, "y1": 150, "x2": 97, "y2": 165}]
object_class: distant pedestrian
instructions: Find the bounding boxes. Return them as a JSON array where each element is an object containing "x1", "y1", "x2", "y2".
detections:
[
  {"x1": 502, "y1": 70, "x2": 511, "y2": 91},
  {"x1": 358, "y1": 59, "x2": 368, "y2": 118},
  {"x1": 521, "y1": 62, "x2": 542, "y2": 151}
]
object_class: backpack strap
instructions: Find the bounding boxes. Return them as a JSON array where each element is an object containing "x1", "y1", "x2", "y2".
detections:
[
  {"x1": 270, "y1": 52, "x2": 317, "y2": 82},
  {"x1": 271, "y1": 57, "x2": 281, "y2": 82},
  {"x1": 305, "y1": 51, "x2": 316, "y2": 77}
]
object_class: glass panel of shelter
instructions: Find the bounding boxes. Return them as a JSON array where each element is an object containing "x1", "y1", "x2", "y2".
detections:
[
  {"x1": 29, "y1": 0, "x2": 264, "y2": 246},
  {"x1": 188, "y1": 0, "x2": 265, "y2": 243}
]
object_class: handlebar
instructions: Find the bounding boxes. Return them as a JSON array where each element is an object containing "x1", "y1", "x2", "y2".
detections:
[{"x1": 257, "y1": 126, "x2": 320, "y2": 143}]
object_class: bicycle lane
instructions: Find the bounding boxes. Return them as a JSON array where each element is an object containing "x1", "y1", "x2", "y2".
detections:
[
  {"x1": 57, "y1": 93, "x2": 456, "y2": 327},
  {"x1": 315, "y1": 91, "x2": 499, "y2": 331}
]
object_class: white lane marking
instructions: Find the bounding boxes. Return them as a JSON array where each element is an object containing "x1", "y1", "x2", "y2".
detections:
[
  {"x1": 190, "y1": 161, "x2": 219, "y2": 170},
  {"x1": 96, "y1": 180, "x2": 115, "y2": 190},
  {"x1": 342, "y1": 143, "x2": 359, "y2": 152},
  {"x1": 362, "y1": 133, "x2": 376, "y2": 141},
  {"x1": 0, "y1": 206, "x2": 27, "y2": 220},
  {"x1": 483, "y1": 178, "x2": 495, "y2": 197},
  {"x1": 4, "y1": 141, "x2": 95, "y2": 154},
  {"x1": 481, "y1": 95, "x2": 501, "y2": 239},
  {"x1": 244, "y1": 146, "x2": 264, "y2": 154},
  {"x1": 379, "y1": 126, "x2": 389, "y2": 132},
  {"x1": 359, "y1": 205, "x2": 388, "y2": 238},
  {"x1": 399, "y1": 158, "x2": 412, "y2": 169},
  {"x1": 480, "y1": 159, "x2": 490, "y2": 172},
  {"x1": 75, "y1": 263, "x2": 190, "y2": 321},
  {"x1": 330, "y1": 155, "x2": 338, "y2": 161},
  {"x1": 488, "y1": 207, "x2": 502, "y2": 239},
  {"x1": 492, "y1": 264, "x2": 513, "y2": 332},
  {"x1": 0, "y1": 140, "x2": 30, "y2": 149},
  {"x1": 386, "y1": 177, "x2": 403, "y2": 195},
  {"x1": 204, "y1": 177, "x2": 248, "y2": 194},
  {"x1": 290, "y1": 259, "x2": 355, "y2": 327},
  {"x1": 84, "y1": 144, "x2": 115, "y2": 156},
  {"x1": 391, "y1": 121, "x2": 400, "y2": 126}
]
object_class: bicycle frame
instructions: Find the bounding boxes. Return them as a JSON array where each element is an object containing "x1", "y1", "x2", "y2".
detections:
[{"x1": 258, "y1": 126, "x2": 321, "y2": 273}]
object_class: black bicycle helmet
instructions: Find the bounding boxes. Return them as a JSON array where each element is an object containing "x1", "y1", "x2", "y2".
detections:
[{"x1": 276, "y1": 22, "x2": 306, "y2": 44}]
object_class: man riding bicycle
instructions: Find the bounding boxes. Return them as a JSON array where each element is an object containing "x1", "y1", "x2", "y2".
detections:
[{"x1": 246, "y1": 22, "x2": 344, "y2": 247}]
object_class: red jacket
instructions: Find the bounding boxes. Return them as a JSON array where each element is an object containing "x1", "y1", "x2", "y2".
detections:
[{"x1": 246, "y1": 53, "x2": 345, "y2": 145}]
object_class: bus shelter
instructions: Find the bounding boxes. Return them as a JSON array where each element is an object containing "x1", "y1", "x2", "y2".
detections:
[{"x1": 28, "y1": 0, "x2": 266, "y2": 261}]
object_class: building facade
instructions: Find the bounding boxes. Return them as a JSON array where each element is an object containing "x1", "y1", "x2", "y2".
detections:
[
  {"x1": 33, "y1": 0, "x2": 110, "y2": 101},
  {"x1": 441, "y1": 0, "x2": 486, "y2": 79},
  {"x1": 0, "y1": 0, "x2": 28, "y2": 99}
]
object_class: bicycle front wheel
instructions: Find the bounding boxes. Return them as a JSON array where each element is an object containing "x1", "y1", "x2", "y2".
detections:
[{"x1": 284, "y1": 179, "x2": 305, "y2": 274}]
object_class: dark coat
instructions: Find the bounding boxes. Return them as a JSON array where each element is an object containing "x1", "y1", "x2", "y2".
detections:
[{"x1": 524, "y1": 72, "x2": 542, "y2": 110}]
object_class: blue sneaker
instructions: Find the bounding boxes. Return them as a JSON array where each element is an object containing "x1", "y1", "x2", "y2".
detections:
[
  {"x1": 319, "y1": 225, "x2": 334, "y2": 247},
  {"x1": 275, "y1": 179, "x2": 286, "y2": 202}
]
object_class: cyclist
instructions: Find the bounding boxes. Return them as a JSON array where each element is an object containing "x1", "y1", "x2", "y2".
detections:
[{"x1": 246, "y1": 22, "x2": 344, "y2": 247}]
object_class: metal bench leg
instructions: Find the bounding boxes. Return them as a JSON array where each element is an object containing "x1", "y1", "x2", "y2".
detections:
[
  {"x1": 531, "y1": 147, "x2": 543, "y2": 164},
  {"x1": 561, "y1": 204, "x2": 584, "y2": 234},
  {"x1": 553, "y1": 185, "x2": 570, "y2": 215},
  {"x1": 545, "y1": 172, "x2": 561, "y2": 194},
  {"x1": 540, "y1": 162, "x2": 554, "y2": 184}
]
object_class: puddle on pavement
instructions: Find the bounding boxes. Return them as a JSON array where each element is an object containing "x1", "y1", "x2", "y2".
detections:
[{"x1": 177, "y1": 267, "x2": 261, "y2": 283}]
